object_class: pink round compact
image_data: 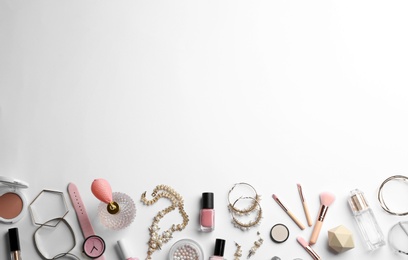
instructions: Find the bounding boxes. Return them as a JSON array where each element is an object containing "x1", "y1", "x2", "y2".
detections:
[{"x1": 0, "y1": 176, "x2": 29, "y2": 224}]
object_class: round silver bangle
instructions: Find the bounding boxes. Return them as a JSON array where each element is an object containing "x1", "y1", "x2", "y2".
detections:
[
  {"x1": 378, "y1": 175, "x2": 408, "y2": 216},
  {"x1": 33, "y1": 217, "x2": 80, "y2": 260},
  {"x1": 388, "y1": 221, "x2": 408, "y2": 255}
]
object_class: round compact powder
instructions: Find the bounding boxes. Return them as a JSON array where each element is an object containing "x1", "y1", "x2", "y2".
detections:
[
  {"x1": 168, "y1": 239, "x2": 204, "y2": 260},
  {"x1": 0, "y1": 192, "x2": 23, "y2": 219},
  {"x1": 270, "y1": 223, "x2": 289, "y2": 243}
]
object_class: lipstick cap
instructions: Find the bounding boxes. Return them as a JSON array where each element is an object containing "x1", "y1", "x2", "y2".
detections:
[
  {"x1": 213, "y1": 238, "x2": 225, "y2": 256},
  {"x1": 202, "y1": 192, "x2": 214, "y2": 209},
  {"x1": 118, "y1": 239, "x2": 134, "y2": 259},
  {"x1": 8, "y1": 228, "x2": 20, "y2": 251}
]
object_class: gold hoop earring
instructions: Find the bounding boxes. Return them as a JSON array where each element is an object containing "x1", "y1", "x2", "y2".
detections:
[
  {"x1": 230, "y1": 196, "x2": 262, "y2": 230},
  {"x1": 228, "y1": 183, "x2": 261, "y2": 215}
]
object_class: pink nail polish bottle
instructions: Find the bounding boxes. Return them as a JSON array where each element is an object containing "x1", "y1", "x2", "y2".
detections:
[
  {"x1": 209, "y1": 239, "x2": 225, "y2": 260},
  {"x1": 200, "y1": 192, "x2": 214, "y2": 232}
]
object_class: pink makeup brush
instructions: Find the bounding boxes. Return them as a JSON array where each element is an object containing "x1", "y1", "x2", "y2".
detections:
[
  {"x1": 272, "y1": 194, "x2": 305, "y2": 230},
  {"x1": 297, "y1": 236, "x2": 321, "y2": 260},
  {"x1": 309, "y1": 192, "x2": 335, "y2": 245}
]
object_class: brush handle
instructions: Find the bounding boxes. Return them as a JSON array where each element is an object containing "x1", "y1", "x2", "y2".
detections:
[
  {"x1": 302, "y1": 202, "x2": 313, "y2": 227},
  {"x1": 287, "y1": 210, "x2": 305, "y2": 230},
  {"x1": 305, "y1": 246, "x2": 321, "y2": 260},
  {"x1": 310, "y1": 220, "x2": 323, "y2": 244}
]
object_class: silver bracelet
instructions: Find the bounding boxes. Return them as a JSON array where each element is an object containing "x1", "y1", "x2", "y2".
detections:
[
  {"x1": 378, "y1": 175, "x2": 408, "y2": 216},
  {"x1": 33, "y1": 217, "x2": 80, "y2": 260}
]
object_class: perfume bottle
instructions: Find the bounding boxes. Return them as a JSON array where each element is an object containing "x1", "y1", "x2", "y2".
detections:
[
  {"x1": 91, "y1": 179, "x2": 136, "y2": 230},
  {"x1": 200, "y1": 192, "x2": 214, "y2": 232},
  {"x1": 348, "y1": 189, "x2": 385, "y2": 251},
  {"x1": 209, "y1": 239, "x2": 225, "y2": 260}
]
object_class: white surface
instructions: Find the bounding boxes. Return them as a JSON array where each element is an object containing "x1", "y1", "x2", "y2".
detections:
[{"x1": 1, "y1": 1, "x2": 408, "y2": 259}]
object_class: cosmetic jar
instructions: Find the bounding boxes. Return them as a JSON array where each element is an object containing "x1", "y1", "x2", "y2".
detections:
[
  {"x1": 0, "y1": 176, "x2": 29, "y2": 223},
  {"x1": 270, "y1": 224, "x2": 289, "y2": 243},
  {"x1": 168, "y1": 239, "x2": 204, "y2": 260}
]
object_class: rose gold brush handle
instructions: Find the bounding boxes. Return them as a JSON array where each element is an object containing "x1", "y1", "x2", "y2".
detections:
[
  {"x1": 310, "y1": 204, "x2": 329, "y2": 244},
  {"x1": 306, "y1": 245, "x2": 321, "y2": 260},
  {"x1": 310, "y1": 220, "x2": 323, "y2": 244}
]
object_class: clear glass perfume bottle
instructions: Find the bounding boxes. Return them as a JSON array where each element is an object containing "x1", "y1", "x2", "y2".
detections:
[
  {"x1": 348, "y1": 189, "x2": 385, "y2": 251},
  {"x1": 92, "y1": 179, "x2": 136, "y2": 230},
  {"x1": 98, "y1": 192, "x2": 136, "y2": 230}
]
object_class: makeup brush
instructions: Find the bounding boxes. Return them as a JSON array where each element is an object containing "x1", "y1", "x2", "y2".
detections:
[
  {"x1": 297, "y1": 183, "x2": 313, "y2": 227},
  {"x1": 309, "y1": 192, "x2": 335, "y2": 245},
  {"x1": 297, "y1": 236, "x2": 321, "y2": 260},
  {"x1": 272, "y1": 194, "x2": 305, "y2": 230}
]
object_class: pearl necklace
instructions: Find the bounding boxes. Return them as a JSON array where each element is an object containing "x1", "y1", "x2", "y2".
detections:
[{"x1": 141, "y1": 185, "x2": 189, "y2": 260}]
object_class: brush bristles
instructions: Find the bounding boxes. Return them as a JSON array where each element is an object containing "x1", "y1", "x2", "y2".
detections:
[
  {"x1": 320, "y1": 192, "x2": 335, "y2": 206},
  {"x1": 297, "y1": 236, "x2": 308, "y2": 247}
]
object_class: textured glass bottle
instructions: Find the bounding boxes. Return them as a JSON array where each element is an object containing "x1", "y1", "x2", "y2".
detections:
[
  {"x1": 98, "y1": 192, "x2": 136, "y2": 230},
  {"x1": 348, "y1": 189, "x2": 385, "y2": 250},
  {"x1": 92, "y1": 179, "x2": 136, "y2": 230}
]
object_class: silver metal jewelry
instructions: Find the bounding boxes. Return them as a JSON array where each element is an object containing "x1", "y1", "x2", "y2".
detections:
[
  {"x1": 378, "y1": 175, "x2": 408, "y2": 216},
  {"x1": 388, "y1": 221, "x2": 408, "y2": 255},
  {"x1": 33, "y1": 217, "x2": 79, "y2": 260}
]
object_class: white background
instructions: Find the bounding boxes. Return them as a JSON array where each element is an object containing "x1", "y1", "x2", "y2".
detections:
[{"x1": 1, "y1": 0, "x2": 408, "y2": 259}]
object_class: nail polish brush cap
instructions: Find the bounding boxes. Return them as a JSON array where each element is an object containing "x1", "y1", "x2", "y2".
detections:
[
  {"x1": 202, "y1": 192, "x2": 214, "y2": 209},
  {"x1": 8, "y1": 228, "x2": 20, "y2": 251},
  {"x1": 214, "y1": 238, "x2": 225, "y2": 256}
]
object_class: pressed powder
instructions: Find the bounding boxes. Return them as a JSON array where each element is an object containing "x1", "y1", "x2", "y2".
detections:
[
  {"x1": 0, "y1": 193, "x2": 23, "y2": 219},
  {"x1": 168, "y1": 239, "x2": 204, "y2": 260},
  {"x1": 270, "y1": 224, "x2": 289, "y2": 243},
  {"x1": 0, "y1": 176, "x2": 29, "y2": 224}
]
